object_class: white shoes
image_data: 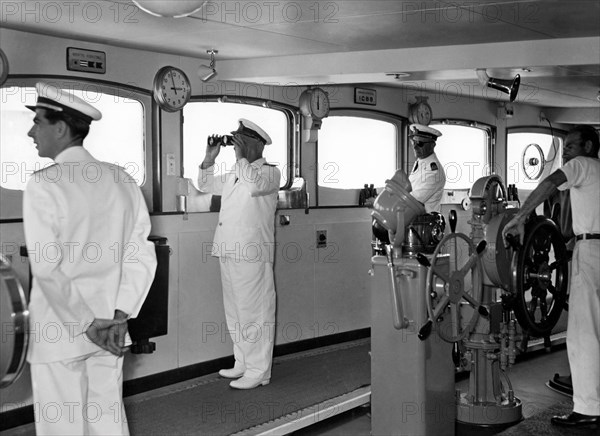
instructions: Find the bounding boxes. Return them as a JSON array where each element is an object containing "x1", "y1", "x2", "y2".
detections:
[
  {"x1": 229, "y1": 376, "x2": 270, "y2": 390},
  {"x1": 218, "y1": 367, "x2": 244, "y2": 379}
]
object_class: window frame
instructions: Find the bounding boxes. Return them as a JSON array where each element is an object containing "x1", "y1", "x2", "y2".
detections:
[
  {"x1": 185, "y1": 95, "x2": 297, "y2": 191},
  {"x1": 505, "y1": 125, "x2": 567, "y2": 190},
  {"x1": 424, "y1": 119, "x2": 495, "y2": 190},
  {"x1": 0, "y1": 77, "x2": 154, "y2": 219},
  {"x1": 315, "y1": 109, "x2": 404, "y2": 207}
]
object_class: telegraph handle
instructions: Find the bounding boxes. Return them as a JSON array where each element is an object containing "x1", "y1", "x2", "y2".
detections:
[
  {"x1": 452, "y1": 343, "x2": 460, "y2": 367},
  {"x1": 414, "y1": 254, "x2": 434, "y2": 339},
  {"x1": 474, "y1": 240, "x2": 490, "y2": 317},
  {"x1": 418, "y1": 320, "x2": 433, "y2": 340},
  {"x1": 386, "y1": 246, "x2": 409, "y2": 329},
  {"x1": 449, "y1": 210, "x2": 457, "y2": 233}
]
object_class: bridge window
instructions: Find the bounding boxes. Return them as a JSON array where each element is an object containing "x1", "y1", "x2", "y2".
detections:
[
  {"x1": 428, "y1": 123, "x2": 491, "y2": 190},
  {"x1": 0, "y1": 85, "x2": 145, "y2": 190},
  {"x1": 183, "y1": 101, "x2": 290, "y2": 189},
  {"x1": 317, "y1": 114, "x2": 399, "y2": 206},
  {"x1": 1, "y1": 83, "x2": 147, "y2": 219},
  {"x1": 506, "y1": 129, "x2": 563, "y2": 191}
]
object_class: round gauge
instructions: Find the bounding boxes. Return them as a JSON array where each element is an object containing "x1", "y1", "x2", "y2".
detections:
[
  {"x1": 409, "y1": 100, "x2": 433, "y2": 125},
  {"x1": 153, "y1": 66, "x2": 192, "y2": 112},
  {"x1": 521, "y1": 143, "x2": 545, "y2": 180},
  {"x1": 300, "y1": 87, "x2": 330, "y2": 119},
  {"x1": 0, "y1": 48, "x2": 9, "y2": 86}
]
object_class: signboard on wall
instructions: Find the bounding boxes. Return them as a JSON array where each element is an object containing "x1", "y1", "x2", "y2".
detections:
[
  {"x1": 354, "y1": 88, "x2": 377, "y2": 106},
  {"x1": 67, "y1": 47, "x2": 106, "y2": 74}
]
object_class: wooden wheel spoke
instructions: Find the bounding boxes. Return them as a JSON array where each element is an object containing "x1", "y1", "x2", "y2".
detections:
[
  {"x1": 539, "y1": 298, "x2": 549, "y2": 321},
  {"x1": 548, "y1": 259, "x2": 565, "y2": 271},
  {"x1": 462, "y1": 291, "x2": 479, "y2": 308},
  {"x1": 528, "y1": 295, "x2": 538, "y2": 314},
  {"x1": 457, "y1": 253, "x2": 478, "y2": 278},
  {"x1": 432, "y1": 294, "x2": 451, "y2": 319},
  {"x1": 450, "y1": 303, "x2": 460, "y2": 338}
]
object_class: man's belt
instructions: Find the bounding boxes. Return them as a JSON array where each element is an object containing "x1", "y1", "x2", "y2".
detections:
[{"x1": 575, "y1": 233, "x2": 600, "y2": 241}]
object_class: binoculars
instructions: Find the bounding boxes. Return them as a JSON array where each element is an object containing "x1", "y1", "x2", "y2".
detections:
[{"x1": 208, "y1": 134, "x2": 234, "y2": 147}]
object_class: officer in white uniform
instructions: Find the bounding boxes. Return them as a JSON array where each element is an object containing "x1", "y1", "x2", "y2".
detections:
[
  {"x1": 197, "y1": 119, "x2": 281, "y2": 390},
  {"x1": 503, "y1": 125, "x2": 600, "y2": 429},
  {"x1": 408, "y1": 124, "x2": 446, "y2": 213},
  {"x1": 24, "y1": 82, "x2": 157, "y2": 435}
]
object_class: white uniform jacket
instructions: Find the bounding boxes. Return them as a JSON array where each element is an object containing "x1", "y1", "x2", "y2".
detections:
[
  {"x1": 198, "y1": 158, "x2": 281, "y2": 263},
  {"x1": 23, "y1": 147, "x2": 157, "y2": 364},
  {"x1": 409, "y1": 152, "x2": 446, "y2": 213}
]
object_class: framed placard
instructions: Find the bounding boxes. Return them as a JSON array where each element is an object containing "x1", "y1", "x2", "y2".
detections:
[
  {"x1": 354, "y1": 88, "x2": 377, "y2": 106},
  {"x1": 67, "y1": 47, "x2": 106, "y2": 74}
]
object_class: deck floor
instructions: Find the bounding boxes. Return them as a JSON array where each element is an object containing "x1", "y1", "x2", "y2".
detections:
[
  {"x1": 294, "y1": 345, "x2": 573, "y2": 435},
  {"x1": 0, "y1": 343, "x2": 578, "y2": 436}
]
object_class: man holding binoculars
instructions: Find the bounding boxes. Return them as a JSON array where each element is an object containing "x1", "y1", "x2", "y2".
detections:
[{"x1": 197, "y1": 119, "x2": 281, "y2": 390}]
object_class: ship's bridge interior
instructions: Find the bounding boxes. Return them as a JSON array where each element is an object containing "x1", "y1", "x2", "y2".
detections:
[{"x1": 0, "y1": 1, "x2": 599, "y2": 435}]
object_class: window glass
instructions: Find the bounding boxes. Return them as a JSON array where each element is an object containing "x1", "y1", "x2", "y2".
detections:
[
  {"x1": 507, "y1": 132, "x2": 562, "y2": 190},
  {"x1": 183, "y1": 102, "x2": 288, "y2": 188},
  {"x1": 317, "y1": 116, "x2": 397, "y2": 205},
  {"x1": 429, "y1": 124, "x2": 489, "y2": 190},
  {"x1": 0, "y1": 85, "x2": 145, "y2": 190}
]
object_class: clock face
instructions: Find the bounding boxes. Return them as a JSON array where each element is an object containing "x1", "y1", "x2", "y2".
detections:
[
  {"x1": 309, "y1": 88, "x2": 330, "y2": 119},
  {"x1": 300, "y1": 88, "x2": 330, "y2": 119},
  {"x1": 153, "y1": 67, "x2": 192, "y2": 112},
  {"x1": 417, "y1": 103, "x2": 432, "y2": 124},
  {"x1": 410, "y1": 101, "x2": 432, "y2": 125}
]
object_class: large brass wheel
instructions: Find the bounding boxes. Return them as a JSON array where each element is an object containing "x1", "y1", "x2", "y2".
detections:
[{"x1": 510, "y1": 216, "x2": 568, "y2": 337}]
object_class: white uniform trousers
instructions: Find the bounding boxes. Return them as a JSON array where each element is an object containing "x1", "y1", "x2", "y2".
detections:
[
  {"x1": 30, "y1": 350, "x2": 128, "y2": 436},
  {"x1": 220, "y1": 257, "x2": 276, "y2": 380},
  {"x1": 567, "y1": 240, "x2": 600, "y2": 416}
]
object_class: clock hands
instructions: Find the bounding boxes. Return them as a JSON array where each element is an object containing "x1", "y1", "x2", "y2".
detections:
[{"x1": 170, "y1": 71, "x2": 178, "y2": 95}]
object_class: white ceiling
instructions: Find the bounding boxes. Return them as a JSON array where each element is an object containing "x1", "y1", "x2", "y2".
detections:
[{"x1": 2, "y1": 0, "x2": 599, "y2": 109}]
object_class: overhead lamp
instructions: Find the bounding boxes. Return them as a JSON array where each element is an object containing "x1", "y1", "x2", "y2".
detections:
[
  {"x1": 198, "y1": 49, "x2": 218, "y2": 82},
  {"x1": 132, "y1": 1, "x2": 207, "y2": 18},
  {"x1": 476, "y1": 68, "x2": 520, "y2": 102},
  {"x1": 385, "y1": 72, "x2": 411, "y2": 79}
]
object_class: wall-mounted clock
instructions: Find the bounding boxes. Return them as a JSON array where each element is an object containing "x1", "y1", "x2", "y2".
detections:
[
  {"x1": 0, "y1": 48, "x2": 9, "y2": 86},
  {"x1": 153, "y1": 66, "x2": 192, "y2": 112},
  {"x1": 409, "y1": 97, "x2": 432, "y2": 125},
  {"x1": 299, "y1": 87, "x2": 330, "y2": 120}
]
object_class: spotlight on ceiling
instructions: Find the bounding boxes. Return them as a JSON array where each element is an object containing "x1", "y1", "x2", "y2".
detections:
[
  {"x1": 476, "y1": 68, "x2": 520, "y2": 102},
  {"x1": 198, "y1": 49, "x2": 218, "y2": 82},
  {"x1": 132, "y1": 1, "x2": 207, "y2": 18},
  {"x1": 385, "y1": 72, "x2": 411, "y2": 80}
]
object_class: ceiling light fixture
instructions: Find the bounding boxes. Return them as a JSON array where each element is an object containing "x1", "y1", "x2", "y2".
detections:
[
  {"x1": 386, "y1": 72, "x2": 411, "y2": 79},
  {"x1": 198, "y1": 49, "x2": 218, "y2": 82},
  {"x1": 132, "y1": 1, "x2": 207, "y2": 18}
]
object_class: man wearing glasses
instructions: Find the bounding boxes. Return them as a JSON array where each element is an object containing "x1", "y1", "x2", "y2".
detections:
[
  {"x1": 198, "y1": 119, "x2": 281, "y2": 390},
  {"x1": 408, "y1": 124, "x2": 446, "y2": 212}
]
